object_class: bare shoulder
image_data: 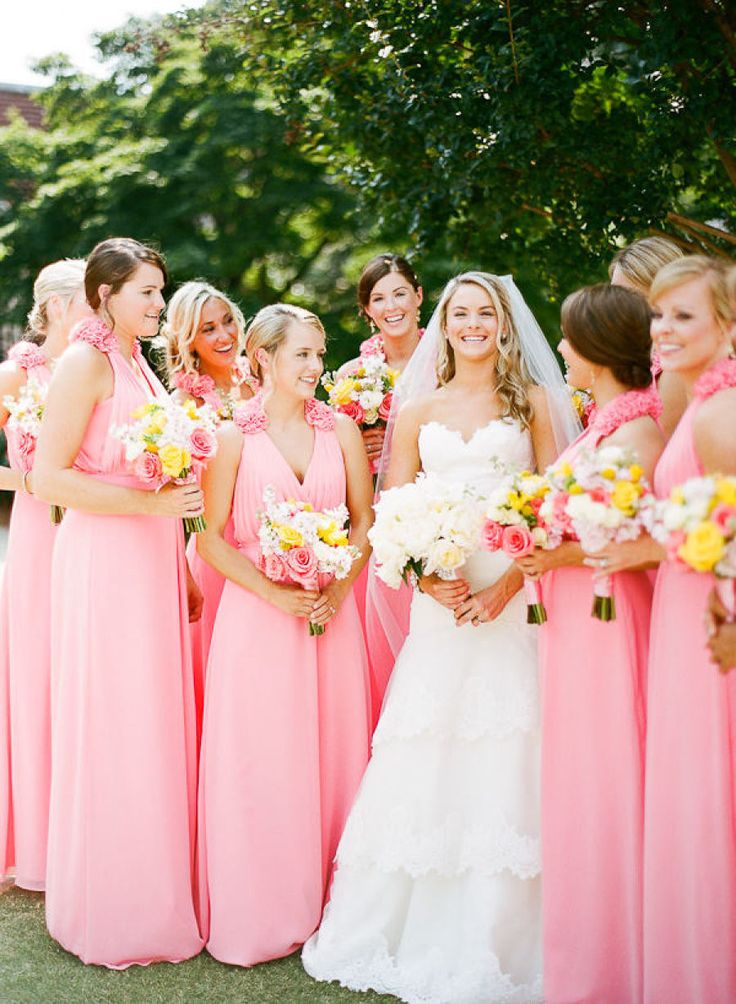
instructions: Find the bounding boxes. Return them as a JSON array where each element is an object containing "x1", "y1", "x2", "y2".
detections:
[
  {"x1": 334, "y1": 410, "x2": 363, "y2": 446},
  {"x1": 57, "y1": 340, "x2": 111, "y2": 379},
  {"x1": 217, "y1": 419, "x2": 244, "y2": 454},
  {"x1": 0, "y1": 359, "x2": 26, "y2": 396},
  {"x1": 608, "y1": 414, "x2": 664, "y2": 449},
  {"x1": 397, "y1": 390, "x2": 447, "y2": 426},
  {"x1": 694, "y1": 387, "x2": 736, "y2": 430}
]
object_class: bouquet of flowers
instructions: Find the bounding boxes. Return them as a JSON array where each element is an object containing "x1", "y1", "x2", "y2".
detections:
[
  {"x1": 481, "y1": 471, "x2": 556, "y2": 624},
  {"x1": 569, "y1": 386, "x2": 595, "y2": 429},
  {"x1": 322, "y1": 354, "x2": 398, "y2": 472},
  {"x1": 369, "y1": 472, "x2": 485, "y2": 589},
  {"x1": 541, "y1": 445, "x2": 653, "y2": 620},
  {"x1": 3, "y1": 377, "x2": 65, "y2": 524},
  {"x1": 647, "y1": 474, "x2": 736, "y2": 620},
  {"x1": 111, "y1": 398, "x2": 218, "y2": 532},
  {"x1": 257, "y1": 485, "x2": 361, "y2": 635}
]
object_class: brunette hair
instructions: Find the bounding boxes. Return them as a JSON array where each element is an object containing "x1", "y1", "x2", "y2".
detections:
[
  {"x1": 161, "y1": 280, "x2": 245, "y2": 380},
  {"x1": 650, "y1": 255, "x2": 735, "y2": 330},
  {"x1": 26, "y1": 258, "x2": 86, "y2": 344},
  {"x1": 357, "y1": 253, "x2": 420, "y2": 316},
  {"x1": 85, "y1": 238, "x2": 168, "y2": 326},
  {"x1": 561, "y1": 283, "x2": 653, "y2": 389},
  {"x1": 245, "y1": 303, "x2": 325, "y2": 383},
  {"x1": 435, "y1": 272, "x2": 534, "y2": 429},
  {"x1": 609, "y1": 236, "x2": 686, "y2": 294}
]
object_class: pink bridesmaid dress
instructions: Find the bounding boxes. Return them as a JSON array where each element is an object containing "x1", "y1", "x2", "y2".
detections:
[
  {"x1": 644, "y1": 358, "x2": 736, "y2": 1004},
  {"x1": 0, "y1": 342, "x2": 55, "y2": 890},
  {"x1": 540, "y1": 388, "x2": 661, "y2": 1003},
  {"x1": 45, "y1": 319, "x2": 203, "y2": 968},
  {"x1": 197, "y1": 394, "x2": 371, "y2": 966}
]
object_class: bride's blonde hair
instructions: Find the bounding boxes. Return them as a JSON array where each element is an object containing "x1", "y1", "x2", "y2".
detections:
[{"x1": 435, "y1": 272, "x2": 534, "y2": 429}]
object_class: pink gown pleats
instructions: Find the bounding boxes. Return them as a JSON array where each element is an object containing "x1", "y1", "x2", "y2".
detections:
[
  {"x1": 540, "y1": 420, "x2": 651, "y2": 1003},
  {"x1": 45, "y1": 334, "x2": 202, "y2": 968},
  {"x1": 0, "y1": 349, "x2": 55, "y2": 890},
  {"x1": 197, "y1": 401, "x2": 371, "y2": 966},
  {"x1": 643, "y1": 397, "x2": 736, "y2": 1004}
]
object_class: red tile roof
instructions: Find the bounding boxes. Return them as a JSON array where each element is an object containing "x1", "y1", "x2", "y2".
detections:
[{"x1": 0, "y1": 84, "x2": 44, "y2": 129}]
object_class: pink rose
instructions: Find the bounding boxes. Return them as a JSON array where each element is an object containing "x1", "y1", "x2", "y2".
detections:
[
  {"x1": 260, "y1": 551, "x2": 288, "y2": 582},
  {"x1": 501, "y1": 524, "x2": 535, "y2": 558},
  {"x1": 339, "y1": 400, "x2": 365, "y2": 425},
  {"x1": 15, "y1": 430, "x2": 37, "y2": 467},
  {"x1": 285, "y1": 546, "x2": 318, "y2": 586},
  {"x1": 711, "y1": 504, "x2": 736, "y2": 536},
  {"x1": 190, "y1": 427, "x2": 217, "y2": 462},
  {"x1": 134, "y1": 450, "x2": 163, "y2": 486},
  {"x1": 481, "y1": 520, "x2": 504, "y2": 551},
  {"x1": 378, "y1": 393, "x2": 393, "y2": 422},
  {"x1": 305, "y1": 398, "x2": 336, "y2": 431},
  {"x1": 666, "y1": 529, "x2": 686, "y2": 562}
]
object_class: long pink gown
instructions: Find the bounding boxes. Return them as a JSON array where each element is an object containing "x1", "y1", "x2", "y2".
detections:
[
  {"x1": 0, "y1": 341, "x2": 55, "y2": 890},
  {"x1": 45, "y1": 319, "x2": 203, "y2": 968},
  {"x1": 197, "y1": 394, "x2": 371, "y2": 966},
  {"x1": 540, "y1": 390, "x2": 659, "y2": 1003},
  {"x1": 644, "y1": 359, "x2": 736, "y2": 1004}
]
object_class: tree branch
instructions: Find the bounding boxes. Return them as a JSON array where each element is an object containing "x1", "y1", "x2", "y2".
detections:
[{"x1": 666, "y1": 211, "x2": 736, "y2": 247}]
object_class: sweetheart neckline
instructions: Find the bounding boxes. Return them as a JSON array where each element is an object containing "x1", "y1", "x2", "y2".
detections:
[{"x1": 418, "y1": 418, "x2": 519, "y2": 447}]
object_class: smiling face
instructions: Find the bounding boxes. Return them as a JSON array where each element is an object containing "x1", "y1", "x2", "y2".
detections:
[
  {"x1": 192, "y1": 297, "x2": 239, "y2": 374},
  {"x1": 444, "y1": 281, "x2": 501, "y2": 364},
  {"x1": 650, "y1": 274, "x2": 731, "y2": 378},
  {"x1": 103, "y1": 261, "x2": 166, "y2": 340},
  {"x1": 267, "y1": 320, "x2": 326, "y2": 400},
  {"x1": 364, "y1": 270, "x2": 423, "y2": 341}
]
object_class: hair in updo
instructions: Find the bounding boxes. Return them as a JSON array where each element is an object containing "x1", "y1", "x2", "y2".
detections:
[
  {"x1": 357, "y1": 253, "x2": 421, "y2": 317},
  {"x1": 245, "y1": 303, "x2": 325, "y2": 383},
  {"x1": 26, "y1": 258, "x2": 86, "y2": 344},
  {"x1": 609, "y1": 236, "x2": 686, "y2": 295},
  {"x1": 561, "y1": 284, "x2": 653, "y2": 389},
  {"x1": 85, "y1": 238, "x2": 167, "y2": 330},
  {"x1": 161, "y1": 280, "x2": 245, "y2": 381},
  {"x1": 650, "y1": 255, "x2": 735, "y2": 330}
]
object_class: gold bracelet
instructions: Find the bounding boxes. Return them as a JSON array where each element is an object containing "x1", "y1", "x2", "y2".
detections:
[{"x1": 21, "y1": 470, "x2": 30, "y2": 494}]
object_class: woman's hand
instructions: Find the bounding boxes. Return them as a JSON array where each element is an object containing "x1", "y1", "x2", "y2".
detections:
[
  {"x1": 265, "y1": 581, "x2": 320, "y2": 619},
  {"x1": 583, "y1": 535, "x2": 665, "y2": 577},
  {"x1": 310, "y1": 579, "x2": 350, "y2": 629},
  {"x1": 418, "y1": 572, "x2": 470, "y2": 610},
  {"x1": 515, "y1": 541, "x2": 585, "y2": 580},
  {"x1": 454, "y1": 574, "x2": 519, "y2": 627},
  {"x1": 706, "y1": 586, "x2": 736, "y2": 674},
  {"x1": 149, "y1": 482, "x2": 204, "y2": 519},
  {"x1": 361, "y1": 424, "x2": 386, "y2": 466},
  {"x1": 187, "y1": 572, "x2": 204, "y2": 623}
]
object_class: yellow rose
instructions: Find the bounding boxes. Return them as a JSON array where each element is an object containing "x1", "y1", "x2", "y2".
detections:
[
  {"x1": 145, "y1": 416, "x2": 167, "y2": 437},
  {"x1": 629, "y1": 464, "x2": 643, "y2": 482},
  {"x1": 323, "y1": 381, "x2": 334, "y2": 393},
  {"x1": 277, "y1": 525, "x2": 304, "y2": 548},
  {"x1": 320, "y1": 525, "x2": 349, "y2": 546},
  {"x1": 568, "y1": 483, "x2": 584, "y2": 495},
  {"x1": 678, "y1": 522, "x2": 726, "y2": 572},
  {"x1": 601, "y1": 467, "x2": 617, "y2": 480},
  {"x1": 611, "y1": 480, "x2": 639, "y2": 515},
  {"x1": 332, "y1": 379, "x2": 357, "y2": 406},
  {"x1": 159, "y1": 443, "x2": 189, "y2": 477},
  {"x1": 387, "y1": 368, "x2": 400, "y2": 386},
  {"x1": 714, "y1": 478, "x2": 736, "y2": 507}
]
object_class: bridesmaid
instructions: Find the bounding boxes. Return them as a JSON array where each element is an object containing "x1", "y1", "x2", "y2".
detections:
[
  {"x1": 609, "y1": 235, "x2": 688, "y2": 438},
  {"x1": 161, "y1": 280, "x2": 256, "y2": 741},
  {"x1": 33, "y1": 238, "x2": 204, "y2": 967},
  {"x1": 516, "y1": 284, "x2": 664, "y2": 1003},
  {"x1": 594, "y1": 256, "x2": 736, "y2": 1003},
  {"x1": 196, "y1": 302, "x2": 373, "y2": 966},
  {"x1": 340, "y1": 253, "x2": 424, "y2": 725},
  {"x1": 0, "y1": 259, "x2": 90, "y2": 891}
]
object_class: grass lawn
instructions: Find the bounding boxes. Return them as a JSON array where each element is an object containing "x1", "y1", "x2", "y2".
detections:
[{"x1": 0, "y1": 886, "x2": 395, "y2": 1004}]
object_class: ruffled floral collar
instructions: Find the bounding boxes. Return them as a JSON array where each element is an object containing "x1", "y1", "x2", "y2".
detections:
[
  {"x1": 693, "y1": 357, "x2": 736, "y2": 402},
  {"x1": 589, "y1": 385, "x2": 663, "y2": 439},
  {"x1": 234, "y1": 393, "x2": 335, "y2": 435},
  {"x1": 7, "y1": 341, "x2": 47, "y2": 370},
  {"x1": 172, "y1": 356, "x2": 259, "y2": 419},
  {"x1": 358, "y1": 327, "x2": 425, "y2": 362},
  {"x1": 70, "y1": 318, "x2": 119, "y2": 354}
]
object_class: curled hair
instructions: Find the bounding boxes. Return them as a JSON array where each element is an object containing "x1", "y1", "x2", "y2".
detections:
[
  {"x1": 561, "y1": 284, "x2": 653, "y2": 389},
  {"x1": 435, "y1": 272, "x2": 534, "y2": 429},
  {"x1": 85, "y1": 237, "x2": 167, "y2": 332},
  {"x1": 357, "y1": 253, "x2": 420, "y2": 317},
  {"x1": 245, "y1": 303, "x2": 325, "y2": 383},
  {"x1": 609, "y1": 236, "x2": 686, "y2": 294},
  {"x1": 650, "y1": 255, "x2": 735, "y2": 330},
  {"x1": 26, "y1": 258, "x2": 86, "y2": 344},
  {"x1": 160, "y1": 281, "x2": 245, "y2": 381}
]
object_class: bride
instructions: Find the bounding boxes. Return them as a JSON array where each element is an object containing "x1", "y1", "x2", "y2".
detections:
[{"x1": 302, "y1": 272, "x2": 579, "y2": 1004}]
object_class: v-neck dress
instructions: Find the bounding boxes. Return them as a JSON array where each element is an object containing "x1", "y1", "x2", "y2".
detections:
[{"x1": 197, "y1": 394, "x2": 371, "y2": 966}]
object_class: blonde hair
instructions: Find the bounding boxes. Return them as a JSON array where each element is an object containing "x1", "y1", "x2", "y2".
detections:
[
  {"x1": 26, "y1": 258, "x2": 86, "y2": 343},
  {"x1": 245, "y1": 303, "x2": 326, "y2": 382},
  {"x1": 160, "y1": 281, "x2": 245, "y2": 380},
  {"x1": 649, "y1": 255, "x2": 735, "y2": 329},
  {"x1": 435, "y1": 271, "x2": 534, "y2": 429},
  {"x1": 609, "y1": 236, "x2": 686, "y2": 294}
]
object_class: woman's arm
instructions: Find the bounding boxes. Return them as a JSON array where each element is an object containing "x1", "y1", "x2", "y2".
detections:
[
  {"x1": 196, "y1": 423, "x2": 319, "y2": 619},
  {"x1": 33, "y1": 344, "x2": 203, "y2": 518},
  {"x1": 0, "y1": 362, "x2": 28, "y2": 492},
  {"x1": 528, "y1": 386, "x2": 560, "y2": 471},
  {"x1": 694, "y1": 390, "x2": 736, "y2": 477}
]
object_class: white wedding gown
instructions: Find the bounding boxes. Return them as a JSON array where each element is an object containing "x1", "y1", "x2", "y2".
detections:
[{"x1": 303, "y1": 419, "x2": 543, "y2": 1004}]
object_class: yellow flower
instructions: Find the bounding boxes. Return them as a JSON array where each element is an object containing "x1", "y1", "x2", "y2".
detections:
[
  {"x1": 302, "y1": 502, "x2": 314, "y2": 512},
  {"x1": 714, "y1": 478, "x2": 736, "y2": 507},
  {"x1": 319, "y1": 522, "x2": 349, "y2": 546},
  {"x1": 601, "y1": 467, "x2": 617, "y2": 481},
  {"x1": 568, "y1": 483, "x2": 584, "y2": 495},
  {"x1": 559, "y1": 461, "x2": 573, "y2": 478},
  {"x1": 387, "y1": 368, "x2": 400, "y2": 386},
  {"x1": 356, "y1": 367, "x2": 366, "y2": 378},
  {"x1": 611, "y1": 480, "x2": 639, "y2": 515},
  {"x1": 629, "y1": 464, "x2": 643, "y2": 482},
  {"x1": 184, "y1": 400, "x2": 199, "y2": 421},
  {"x1": 323, "y1": 381, "x2": 334, "y2": 394},
  {"x1": 159, "y1": 443, "x2": 190, "y2": 477},
  {"x1": 678, "y1": 522, "x2": 726, "y2": 572},
  {"x1": 132, "y1": 403, "x2": 155, "y2": 420},
  {"x1": 671, "y1": 487, "x2": 685, "y2": 505},
  {"x1": 277, "y1": 525, "x2": 304, "y2": 548},
  {"x1": 144, "y1": 415, "x2": 167, "y2": 437},
  {"x1": 332, "y1": 379, "x2": 357, "y2": 406}
]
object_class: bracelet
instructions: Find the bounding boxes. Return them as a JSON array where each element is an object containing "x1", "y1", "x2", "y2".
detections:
[{"x1": 21, "y1": 470, "x2": 31, "y2": 494}]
